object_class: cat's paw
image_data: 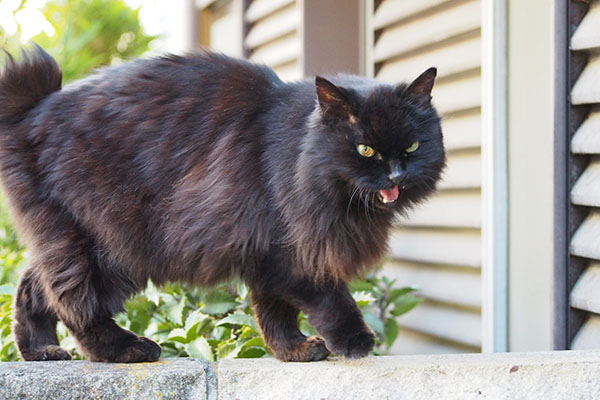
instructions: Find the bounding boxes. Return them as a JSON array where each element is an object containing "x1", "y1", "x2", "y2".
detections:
[
  {"x1": 22, "y1": 345, "x2": 72, "y2": 361},
  {"x1": 328, "y1": 328, "x2": 376, "y2": 359},
  {"x1": 272, "y1": 335, "x2": 330, "y2": 362},
  {"x1": 99, "y1": 336, "x2": 161, "y2": 363}
]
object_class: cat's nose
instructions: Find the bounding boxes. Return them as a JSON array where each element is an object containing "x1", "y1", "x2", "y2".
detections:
[{"x1": 388, "y1": 162, "x2": 406, "y2": 184}]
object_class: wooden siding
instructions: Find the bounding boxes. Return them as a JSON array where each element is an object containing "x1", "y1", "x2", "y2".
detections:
[{"x1": 373, "y1": 0, "x2": 483, "y2": 354}]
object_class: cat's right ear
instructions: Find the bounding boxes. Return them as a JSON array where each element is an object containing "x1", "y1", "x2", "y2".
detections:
[
  {"x1": 315, "y1": 76, "x2": 354, "y2": 119},
  {"x1": 405, "y1": 67, "x2": 437, "y2": 103}
]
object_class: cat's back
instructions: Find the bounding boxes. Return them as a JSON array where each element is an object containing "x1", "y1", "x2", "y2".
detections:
[
  {"x1": 0, "y1": 49, "x2": 286, "y2": 277},
  {"x1": 24, "y1": 51, "x2": 283, "y2": 188}
]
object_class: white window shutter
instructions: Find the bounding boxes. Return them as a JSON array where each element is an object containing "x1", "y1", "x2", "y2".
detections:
[{"x1": 569, "y1": 0, "x2": 600, "y2": 350}]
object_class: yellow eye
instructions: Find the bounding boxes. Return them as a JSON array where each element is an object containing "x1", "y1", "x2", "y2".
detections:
[
  {"x1": 405, "y1": 141, "x2": 420, "y2": 153},
  {"x1": 357, "y1": 144, "x2": 376, "y2": 158}
]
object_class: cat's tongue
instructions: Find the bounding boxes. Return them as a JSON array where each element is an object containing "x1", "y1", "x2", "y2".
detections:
[{"x1": 379, "y1": 186, "x2": 399, "y2": 204}]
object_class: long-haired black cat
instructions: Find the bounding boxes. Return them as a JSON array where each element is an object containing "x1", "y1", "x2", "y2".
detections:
[{"x1": 0, "y1": 45, "x2": 445, "y2": 362}]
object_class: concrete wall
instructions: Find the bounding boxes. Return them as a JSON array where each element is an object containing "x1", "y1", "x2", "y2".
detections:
[{"x1": 2, "y1": 351, "x2": 600, "y2": 399}]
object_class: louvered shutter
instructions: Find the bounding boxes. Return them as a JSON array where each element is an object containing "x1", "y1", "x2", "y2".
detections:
[
  {"x1": 244, "y1": 0, "x2": 302, "y2": 81},
  {"x1": 373, "y1": 0, "x2": 483, "y2": 353},
  {"x1": 569, "y1": 0, "x2": 600, "y2": 350}
]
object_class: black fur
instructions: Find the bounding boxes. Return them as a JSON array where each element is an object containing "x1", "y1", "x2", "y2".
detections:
[{"x1": 0, "y1": 45, "x2": 444, "y2": 362}]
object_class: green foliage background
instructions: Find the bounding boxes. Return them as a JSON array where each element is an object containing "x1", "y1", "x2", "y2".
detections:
[{"x1": 0, "y1": 0, "x2": 422, "y2": 362}]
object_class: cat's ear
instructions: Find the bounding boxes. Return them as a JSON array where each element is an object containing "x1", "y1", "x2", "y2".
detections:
[
  {"x1": 405, "y1": 67, "x2": 437, "y2": 102},
  {"x1": 315, "y1": 76, "x2": 354, "y2": 119}
]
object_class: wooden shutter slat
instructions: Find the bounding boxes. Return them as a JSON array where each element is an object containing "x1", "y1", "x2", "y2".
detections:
[
  {"x1": 249, "y1": 34, "x2": 299, "y2": 68},
  {"x1": 397, "y1": 302, "x2": 482, "y2": 347},
  {"x1": 389, "y1": 228, "x2": 481, "y2": 267},
  {"x1": 571, "y1": 0, "x2": 600, "y2": 51},
  {"x1": 571, "y1": 315, "x2": 600, "y2": 350},
  {"x1": 373, "y1": 0, "x2": 455, "y2": 30},
  {"x1": 376, "y1": 34, "x2": 481, "y2": 83},
  {"x1": 271, "y1": 61, "x2": 301, "y2": 82},
  {"x1": 570, "y1": 265, "x2": 600, "y2": 314},
  {"x1": 571, "y1": 55, "x2": 600, "y2": 105},
  {"x1": 383, "y1": 261, "x2": 482, "y2": 307},
  {"x1": 570, "y1": 212, "x2": 600, "y2": 260},
  {"x1": 245, "y1": 0, "x2": 295, "y2": 24},
  {"x1": 196, "y1": 0, "x2": 217, "y2": 9},
  {"x1": 244, "y1": 3, "x2": 298, "y2": 50},
  {"x1": 432, "y1": 73, "x2": 482, "y2": 115},
  {"x1": 398, "y1": 190, "x2": 482, "y2": 229},
  {"x1": 390, "y1": 328, "x2": 479, "y2": 354},
  {"x1": 442, "y1": 110, "x2": 482, "y2": 152},
  {"x1": 571, "y1": 110, "x2": 600, "y2": 154},
  {"x1": 571, "y1": 159, "x2": 600, "y2": 207},
  {"x1": 439, "y1": 150, "x2": 482, "y2": 190},
  {"x1": 373, "y1": 0, "x2": 481, "y2": 64}
]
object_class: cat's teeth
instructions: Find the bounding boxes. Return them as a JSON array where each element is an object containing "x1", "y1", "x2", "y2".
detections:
[{"x1": 378, "y1": 186, "x2": 399, "y2": 204}]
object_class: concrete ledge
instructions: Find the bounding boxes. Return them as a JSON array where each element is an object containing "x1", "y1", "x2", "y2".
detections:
[
  {"x1": 0, "y1": 359, "x2": 208, "y2": 400},
  {"x1": 2, "y1": 350, "x2": 600, "y2": 399}
]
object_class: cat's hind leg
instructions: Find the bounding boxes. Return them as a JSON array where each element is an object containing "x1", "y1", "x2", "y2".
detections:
[
  {"x1": 17, "y1": 203, "x2": 161, "y2": 363},
  {"x1": 13, "y1": 265, "x2": 71, "y2": 361},
  {"x1": 251, "y1": 291, "x2": 330, "y2": 362},
  {"x1": 48, "y1": 244, "x2": 162, "y2": 363}
]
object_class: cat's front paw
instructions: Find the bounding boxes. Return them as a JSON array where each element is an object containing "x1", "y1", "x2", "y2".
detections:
[
  {"x1": 271, "y1": 335, "x2": 330, "y2": 362},
  {"x1": 328, "y1": 328, "x2": 375, "y2": 359}
]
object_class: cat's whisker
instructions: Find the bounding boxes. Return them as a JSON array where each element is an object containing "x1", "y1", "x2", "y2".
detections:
[{"x1": 346, "y1": 185, "x2": 361, "y2": 218}]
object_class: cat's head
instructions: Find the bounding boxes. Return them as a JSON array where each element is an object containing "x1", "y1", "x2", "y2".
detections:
[{"x1": 303, "y1": 68, "x2": 445, "y2": 213}]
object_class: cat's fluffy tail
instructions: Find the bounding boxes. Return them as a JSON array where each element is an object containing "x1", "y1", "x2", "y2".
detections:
[{"x1": 0, "y1": 44, "x2": 61, "y2": 125}]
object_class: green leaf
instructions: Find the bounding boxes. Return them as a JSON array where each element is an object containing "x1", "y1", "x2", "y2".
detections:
[
  {"x1": 241, "y1": 336, "x2": 264, "y2": 348},
  {"x1": 145, "y1": 281, "x2": 161, "y2": 306},
  {"x1": 201, "y1": 290, "x2": 239, "y2": 315},
  {"x1": 239, "y1": 326, "x2": 259, "y2": 339},
  {"x1": 185, "y1": 337, "x2": 214, "y2": 361},
  {"x1": 363, "y1": 311, "x2": 385, "y2": 335},
  {"x1": 388, "y1": 287, "x2": 419, "y2": 303},
  {"x1": 384, "y1": 318, "x2": 399, "y2": 349},
  {"x1": 237, "y1": 347, "x2": 265, "y2": 358},
  {"x1": 348, "y1": 280, "x2": 374, "y2": 292},
  {"x1": 381, "y1": 276, "x2": 396, "y2": 287},
  {"x1": 164, "y1": 294, "x2": 187, "y2": 325},
  {"x1": 165, "y1": 328, "x2": 188, "y2": 344},
  {"x1": 215, "y1": 312, "x2": 258, "y2": 331},
  {"x1": 201, "y1": 302, "x2": 238, "y2": 315},
  {"x1": 299, "y1": 318, "x2": 318, "y2": 337},
  {"x1": 217, "y1": 340, "x2": 240, "y2": 359},
  {"x1": 236, "y1": 282, "x2": 249, "y2": 300},
  {"x1": 391, "y1": 294, "x2": 423, "y2": 317},
  {"x1": 184, "y1": 310, "x2": 208, "y2": 340},
  {"x1": 213, "y1": 326, "x2": 233, "y2": 341}
]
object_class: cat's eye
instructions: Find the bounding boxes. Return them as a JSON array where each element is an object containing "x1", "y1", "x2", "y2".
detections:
[
  {"x1": 405, "y1": 141, "x2": 420, "y2": 153},
  {"x1": 356, "y1": 144, "x2": 377, "y2": 158}
]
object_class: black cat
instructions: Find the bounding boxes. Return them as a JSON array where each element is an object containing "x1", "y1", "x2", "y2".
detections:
[{"x1": 0, "y1": 45, "x2": 445, "y2": 362}]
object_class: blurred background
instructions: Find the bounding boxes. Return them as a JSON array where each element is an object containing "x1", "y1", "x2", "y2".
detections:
[{"x1": 1, "y1": 0, "x2": 598, "y2": 361}]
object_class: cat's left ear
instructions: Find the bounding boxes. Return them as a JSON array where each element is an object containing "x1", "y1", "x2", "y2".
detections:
[
  {"x1": 315, "y1": 76, "x2": 354, "y2": 119},
  {"x1": 405, "y1": 67, "x2": 437, "y2": 102}
]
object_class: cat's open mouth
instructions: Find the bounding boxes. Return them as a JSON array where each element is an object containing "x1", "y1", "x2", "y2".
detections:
[{"x1": 377, "y1": 186, "x2": 399, "y2": 205}]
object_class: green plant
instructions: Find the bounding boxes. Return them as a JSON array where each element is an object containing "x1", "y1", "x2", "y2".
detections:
[
  {"x1": 0, "y1": 0, "x2": 155, "y2": 83},
  {"x1": 0, "y1": 194, "x2": 25, "y2": 361},
  {"x1": 105, "y1": 275, "x2": 422, "y2": 361}
]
